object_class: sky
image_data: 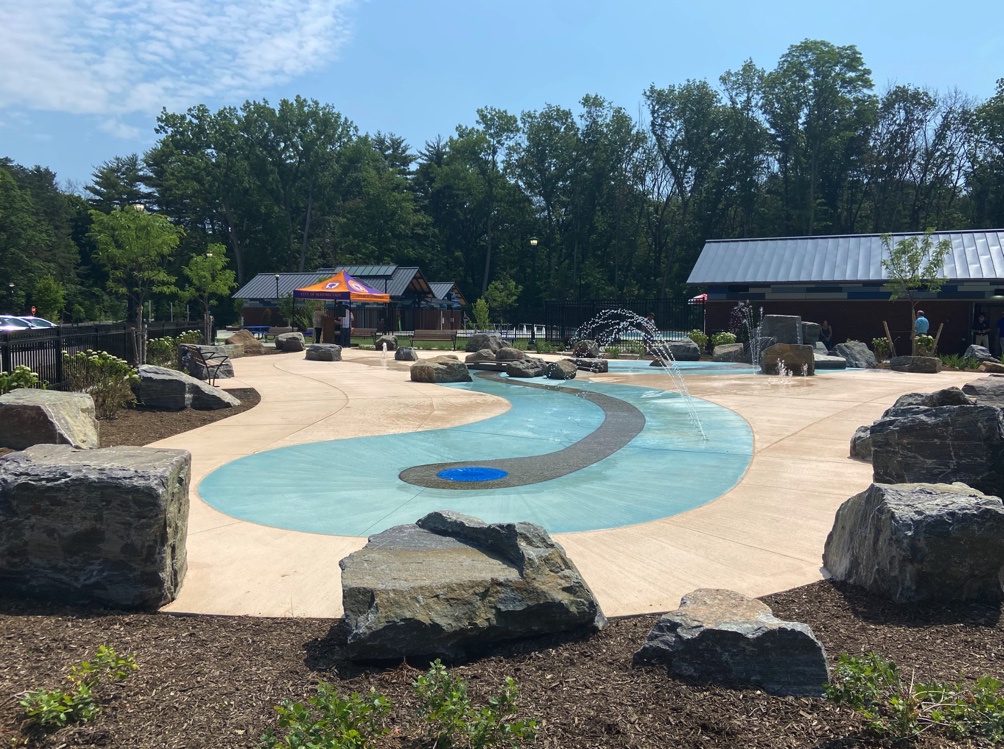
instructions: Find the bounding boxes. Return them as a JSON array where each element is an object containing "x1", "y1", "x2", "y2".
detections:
[{"x1": 1, "y1": 0, "x2": 1001, "y2": 190}]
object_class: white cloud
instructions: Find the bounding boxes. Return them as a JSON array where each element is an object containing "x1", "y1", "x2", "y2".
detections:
[{"x1": 0, "y1": 0, "x2": 356, "y2": 118}]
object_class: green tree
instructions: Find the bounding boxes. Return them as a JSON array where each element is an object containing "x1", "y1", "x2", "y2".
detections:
[
  {"x1": 881, "y1": 228, "x2": 952, "y2": 353},
  {"x1": 31, "y1": 276, "x2": 66, "y2": 321},
  {"x1": 89, "y1": 206, "x2": 182, "y2": 362},
  {"x1": 86, "y1": 154, "x2": 153, "y2": 211},
  {"x1": 484, "y1": 275, "x2": 522, "y2": 314},
  {"x1": 180, "y1": 244, "x2": 236, "y2": 343}
]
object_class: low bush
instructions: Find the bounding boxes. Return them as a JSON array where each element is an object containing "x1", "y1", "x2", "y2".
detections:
[
  {"x1": 147, "y1": 330, "x2": 203, "y2": 369},
  {"x1": 534, "y1": 340, "x2": 556, "y2": 355},
  {"x1": 260, "y1": 685, "x2": 391, "y2": 749},
  {"x1": 0, "y1": 365, "x2": 43, "y2": 395},
  {"x1": 915, "y1": 334, "x2": 936, "y2": 357},
  {"x1": 604, "y1": 346, "x2": 621, "y2": 359},
  {"x1": 62, "y1": 350, "x2": 138, "y2": 419},
  {"x1": 686, "y1": 330, "x2": 708, "y2": 351},
  {"x1": 710, "y1": 331, "x2": 736, "y2": 347},
  {"x1": 940, "y1": 354, "x2": 980, "y2": 370},
  {"x1": 871, "y1": 337, "x2": 891, "y2": 360}
]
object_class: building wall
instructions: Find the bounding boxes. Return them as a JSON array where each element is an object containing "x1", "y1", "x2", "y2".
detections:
[{"x1": 706, "y1": 299, "x2": 991, "y2": 356}]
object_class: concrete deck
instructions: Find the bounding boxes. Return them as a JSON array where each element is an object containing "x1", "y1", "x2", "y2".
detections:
[{"x1": 158, "y1": 349, "x2": 980, "y2": 619}]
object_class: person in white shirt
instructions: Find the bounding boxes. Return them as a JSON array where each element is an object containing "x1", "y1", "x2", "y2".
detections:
[
  {"x1": 340, "y1": 305, "x2": 353, "y2": 347},
  {"x1": 312, "y1": 306, "x2": 324, "y2": 344}
]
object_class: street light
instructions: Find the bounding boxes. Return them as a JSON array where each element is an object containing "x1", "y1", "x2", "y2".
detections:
[
  {"x1": 7, "y1": 282, "x2": 13, "y2": 313},
  {"x1": 529, "y1": 237, "x2": 538, "y2": 247}
]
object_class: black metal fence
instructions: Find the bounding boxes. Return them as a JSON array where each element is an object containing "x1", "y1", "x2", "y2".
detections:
[
  {"x1": 0, "y1": 321, "x2": 200, "y2": 389},
  {"x1": 542, "y1": 299, "x2": 704, "y2": 344}
]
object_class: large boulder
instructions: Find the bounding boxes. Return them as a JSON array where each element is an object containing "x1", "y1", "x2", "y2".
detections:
[
  {"x1": 813, "y1": 342, "x2": 829, "y2": 355},
  {"x1": 340, "y1": 511, "x2": 605, "y2": 660},
  {"x1": 505, "y1": 358, "x2": 546, "y2": 378},
  {"x1": 0, "y1": 445, "x2": 190, "y2": 609},
  {"x1": 965, "y1": 344, "x2": 996, "y2": 363},
  {"x1": 465, "y1": 334, "x2": 508, "y2": 353},
  {"x1": 495, "y1": 347, "x2": 526, "y2": 362},
  {"x1": 823, "y1": 482, "x2": 1004, "y2": 603},
  {"x1": 832, "y1": 342, "x2": 877, "y2": 369},
  {"x1": 890, "y1": 355, "x2": 942, "y2": 374},
  {"x1": 0, "y1": 390, "x2": 99, "y2": 450},
  {"x1": 572, "y1": 358, "x2": 608, "y2": 373},
  {"x1": 395, "y1": 347, "x2": 419, "y2": 362},
  {"x1": 712, "y1": 343, "x2": 745, "y2": 362},
  {"x1": 850, "y1": 425, "x2": 872, "y2": 461},
  {"x1": 465, "y1": 349, "x2": 496, "y2": 363},
  {"x1": 814, "y1": 354, "x2": 847, "y2": 370},
  {"x1": 760, "y1": 315, "x2": 803, "y2": 345},
  {"x1": 801, "y1": 321, "x2": 821, "y2": 345},
  {"x1": 274, "y1": 331, "x2": 305, "y2": 352},
  {"x1": 305, "y1": 343, "x2": 342, "y2": 362},
  {"x1": 962, "y1": 375, "x2": 1004, "y2": 408},
  {"x1": 180, "y1": 345, "x2": 235, "y2": 381},
  {"x1": 650, "y1": 339, "x2": 701, "y2": 363},
  {"x1": 226, "y1": 329, "x2": 267, "y2": 355},
  {"x1": 633, "y1": 589, "x2": 828, "y2": 697},
  {"x1": 760, "y1": 343, "x2": 815, "y2": 376},
  {"x1": 870, "y1": 405, "x2": 1004, "y2": 497},
  {"x1": 374, "y1": 334, "x2": 397, "y2": 351},
  {"x1": 981, "y1": 361, "x2": 1004, "y2": 374},
  {"x1": 545, "y1": 360, "x2": 577, "y2": 380},
  {"x1": 410, "y1": 355, "x2": 472, "y2": 383},
  {"x1": 886, "y1": 387, "x2": 973, "y2": 412},
  {"x1": 572, "y1": 339, "x2": 600, "y2": 358},
  {"x1": 136, "y1": 365, "x2": 240, "y2": 411}
]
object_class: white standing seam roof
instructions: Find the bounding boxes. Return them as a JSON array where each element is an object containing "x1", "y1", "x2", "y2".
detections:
[{"x1": 687, "y1": 230, "x2": 1004, "y2": 285}]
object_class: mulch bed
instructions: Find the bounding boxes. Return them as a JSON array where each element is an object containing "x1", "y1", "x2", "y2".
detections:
[{"x1": 2, "y1": 388, "x2": 1002, "y2": 747}]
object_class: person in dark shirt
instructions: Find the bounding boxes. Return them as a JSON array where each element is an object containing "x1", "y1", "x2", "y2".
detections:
[
  {"x1": 819, "y1": 320, "x2": 833, "y2": 350},
  {"x1": 997, "y1": 313, "x2": 1004, "y2": 356},
  {"x1": 972, "y1": 313, "x2": 990, "y2": 349}
]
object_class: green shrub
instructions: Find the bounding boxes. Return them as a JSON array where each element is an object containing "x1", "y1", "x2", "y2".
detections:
[
  {"x1": 20, "y1": 645, "x2": 137, "y2": 729},
  {"x1": 871, "y1": 337, "x2": 891, "y2": 360},
  {"x1": 710, "y1": 331, "x2": 737, "y2": 347},
  {"x1": 604, "y1": 346, "x2": 621, "y2": 359},
  {"x1": 622, "y1": 341, "x2": 645, "y2": 356},
  {"x1": 915, "y1": 334, "x2": 936, "y2": 356},
  {"x1": 260, "y1": 685, "x2": 391, "y2": 749},
  {"x1": 686, "y1": 330, "x2": 708, "y2": 350},
  {"x1": 147, "y1": 330, "x2": 204, "y2": 369},
  {"x1": 472, "y1": 298, "x2": 491, "y2": 331},
  {"x1": 534, "y1": 340, "x2": 556, "y2": 355},
  {"x1": 0, "y1": 365, "x2": 43, "y2": 395},
  {"x1": 940, "y1": 354, "x2": 980, "y2": 370},
  {"x1": 63, "y1": 350, "x2": 138, "y2": 419}
]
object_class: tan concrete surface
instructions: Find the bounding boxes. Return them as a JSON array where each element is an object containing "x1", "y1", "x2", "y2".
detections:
[{"x1": 160, "y1": 349, "x2": 980, "y2": 618}]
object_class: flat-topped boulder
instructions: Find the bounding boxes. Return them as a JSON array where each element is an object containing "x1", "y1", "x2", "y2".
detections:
[
  {"x1": 394, "y1": 347, "x2": 419, "y2": 362},
  {"x1": 0, "y1": 389, "x2": 99, "y2": 450},
  {"x1": 136, "y1": 365, "x2": 240, "y2": 411},
  {"x1": 545, "y1": 359, "x2": 577, "y2": 380},
  {"x1": 649, "y1": 339, "x2": 700, "y2": 362},
  {"x1": 274, "y1": 331, "x2": 305, "y2": 352},
  {"x1": 890, "y1": 355, "x2": 942, "y2": 373},
  {"x1": 572, "y1": 357, "x2": 608, "y2": 373},
  {"x1": 965, "y1": 344, "x2": 996, "y2": 363},
  {"x1": 823, "y1": 482, "x2": 1004, "y2": 603},
  {"x1": 0, "y1": 445, "x2": 190, "y2": 609},
  {"x1": 374, "y1": 334, "x2": 397, "y2": 351},
  {"x1": 760, "y1": 315, "x2": 803, "y2": 345},
  {"x1": 633, "y1": 588, "x2": 828, "y2": 697},
  {"x1": 814, "y1": 354, "x2": 847, "y2": 369},
  {"x1": 572, "y1": 339, "x2": 600, "y2": 358},
  {"x1": 832, "y1": 341, "x2": 877, "y2": 369},
  {"x1": 465, "y1": 349, "x2": 496, "y2": 363},
  {"x1": 801, "y1": 321, "x2": 821, "y2": 345},
  {"x1": 712, "y1": 343, "x2": 745, "y2": 362},
  {"x1": 962, "y1": 375, "x2": 1004, "y2": 408},
  {"x1": 226, "y1": 329, "x2": 267, "y2": 355},
  {"x1": 495, "y1": 347, "x2": 526, "y2": 361},
  {"x1": 340, "y1": 511, "x2": 605, "y2": 660},
  {"x1": 981, "y1": 361, "x2": 1004, "y2": 374},
  {"x1": 465, "y1": 334, "x2": 508, "y2": 353},
  {"x1": 761, "y1": 343, "x2": 815, "y2": 376},
  {"x1": 305, "y1": 343, "x2": 342, "y2": 361},
  {"x1": 410, "y1": 355, "x2": 472, "y2": 383},
  {"x1": 506, "y1": 358, "x2": 546, "y2": 378}
]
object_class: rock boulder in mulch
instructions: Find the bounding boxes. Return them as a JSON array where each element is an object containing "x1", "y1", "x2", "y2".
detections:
[
  {"x1": 823, "y1": 482, "x2": 1004, "y2": 603},
  {"x1": 546, "y1": 359, "x2": 578, "y2": 380},
  {"x1": 832, "y1": 341, "x2": 877, "y2": 369},
  {"x1": 760, "y1": 315, "x2": 802, "y2": 345},
  {"x1": 410, "y1": 355, "x2": 472, "y2": 383},
  {"x1": 495, "y1": 347, "x2": 526, "y2": 361},
  {"x1": 505, "y1": 358, "x2": 546, "y2": 378},
  {"x1": 274, "y1": 332, "x2": 305, "y2": 352},
  {"x1": 305, "y1": 343, "x2": 342, "y2": 362},
  {"x1": 633, "y1": 588, "x2": 828, "y2": 697},
  {"x1": 464, "y1": 334, "x2": 508, "y2": 353},
  {"x1": 340, "y1": 510, "x2": 605, "y2": 660},
  {"x1": 180, "y1": 345, "x2": 235, "y2": 380},
  {"x1": 890, "y1": 355, "x2": 942, "y2": 373},
  {"x1": 962, "y1": 375, "x2": 1004, "y2": 407},
  {"x1": 760, "y1": 343, "x2": 815, "y2": 376},
  {"x1": 712, "y1": 343, "x2": 745, "y2": 362},
  {"x1": 394, "y1": 347, "x2": 418, "y2": 362},
  {"x1": 136, "y1": 365, "x2": 241, "y2": 411},
  {"x1": 965, "y1": 344, "x2": 996, "y2": 362},
  {"x1": 0, "y1": 389, "x2": 99, "y2": 450},
  {"x1": 0, "y1": 444, "x2": 190, "y2": 609},
  {"x1": 374, "y1": 334, "x2": 397, "y2": 351},
  {"x1": 981, "y1": 361, "x2": 1004, "y2": 373}
]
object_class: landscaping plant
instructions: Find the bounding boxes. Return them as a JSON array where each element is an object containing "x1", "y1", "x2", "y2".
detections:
[
  {"x1": 871, "y1": 337, "x2": 891, "y2": 360},
  {"x1": 914, "y1": 334, "x2": 936, "y2": 357},
  {"x1": 19, "y1": 645, "x2": 138, "y2": 729},
  {"x1": 63, "y1": 350, "x2": 139, "y2": 419},
  {"x1": 259, "y1": 685, "x2": 391, "y2": 749},
  {"x1": 146, "y1": 330, "x2": 203, "y2": 369},
  {"x1": 686, "y1": 330, "x2": 708, "y2": 351},
  {"x1": 0, "y1": 365, "x2": 43, "y2": 394},
  {"x1": 710, "y1": 331, "x2": 737, "y2": 347}
]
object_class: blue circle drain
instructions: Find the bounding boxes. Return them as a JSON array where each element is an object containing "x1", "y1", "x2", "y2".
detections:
[{"x1": 437, "y1": 466, "x2": 508, "y2": 482}]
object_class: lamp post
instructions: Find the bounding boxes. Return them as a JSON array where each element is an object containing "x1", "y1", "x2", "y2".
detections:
[
  {"x1": 274, "y1": 273, "x2": 281, "y2": 324},
  {"x1": 7, "y1": 282, "x2": 13, "y2": 313}
]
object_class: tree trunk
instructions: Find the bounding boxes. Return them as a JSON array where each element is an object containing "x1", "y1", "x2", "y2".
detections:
[{"x1": 222, "y1": 197, "x2": 246, "y2": 285}]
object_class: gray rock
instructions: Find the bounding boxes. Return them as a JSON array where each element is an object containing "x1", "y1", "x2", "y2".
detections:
[
  {"x1": 832, "y1": 342, "x2": 877, "y2": 369},
  {"x1": 274, "y1": 332, "x2": 305, "y2": 352},
  {"x1": 572, "y1": 358, "x2": 608, "y2": 373},
  {"x1": 850, "y1": 425, "x2": 872, "y2": 461},
  {"x1": 0, "y1": 390, "x2": 99, "y2": 450},
  {"x1": 650, "y1": 339, "x2": 701, "y2": 363},
  {"x1": 962, "y1": 376, "x2": 1004, "y2": 408},
  {"x1": 136, "y1": 365, "x2": 240, "y2": 411},
  {"x1": 886, "y1": 387, "x2": 974, "y2": 414},
  {"x1": 746, "y1": 337, "x2": 777, "y2": 363},
  {"x1": 890, "y1": 355, "x2": 942, "y2": 373},
  {"x1": 465, "y1": 349, "x2": 496, "y2": 363},
  {"x1": 814, "y1": 354, "x2": 847, "y2": 370},
  {"x1": 572, "y1": 339, "x2": 600, "y2": 358},
  {"x1": 394, "y1": 347, "x2": 418, "y2": 362},
  {"x1": 870, "y1": 405, "x2": 1004, "y2": 497},
  {"x1": 813, "y1": 342, "x2": 830, "y2": 354},
  {"x1": 495, "y1": 347, "x2": 526, "y2": 362},
  {"x1": 465, "y1": 334, "x2": 508, "y2": 353},
  {"x1": 340, "y1": 510, "x2": 605, "y2": 660},
  {"x1": 761, "y1": 343, "x2": 815, "y2": 376},
  {"x1": 712, "y1": 343, "x2": 745, "y2": 362},
  {"x1": 965, "y1": 345, "x2": 996, "y2": 362},
  {"x1": 546, "y1": 360, "x2": 578, "y2": 380},
  {"x1": 633, "y1": 589, "x2": 829, "y2": 697},
  {"x1": 982, "y1": 362, "x2": 1004, "y2": 374},
  {"x1": 410, "y1": 355, "x2": 472, "y2": 383},
  {"x1": 305, "y1": 343, "x2": 343, "y2": 362},
  {"x1": 505, "y1": 358, "x2": 546, "y2": 378},
  {"x1": 802, "y1": 321, "x2": 821, "y2": 345},
  {"x1": 0, "y1": 445, "x2": 190, "y2": 609},
  {"x1": 374, "y1": 334, "x2": 397, "y2": 351},
  {"x1": 823, "y1": 482, "x2": 1004, "y2": 603},
  {"x1": 181, "y1": 345, "x2": 235, "y2": 380},
  {"x1": 760, "y1": 315, "x2": 803, "y2": 345}
]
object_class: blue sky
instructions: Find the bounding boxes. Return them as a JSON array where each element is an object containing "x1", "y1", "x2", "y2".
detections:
[{"x1": 2, "y1": 0, "x2": 1001, "y2": 189}]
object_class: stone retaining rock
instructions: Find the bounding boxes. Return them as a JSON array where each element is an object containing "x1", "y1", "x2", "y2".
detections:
[
  {"x1": 814, "y1": 354, "x2": 848, "y2": 370},
  {"x1": 761, "y1": 343, "x2": 815, "y2": 376},
  {"x1": 981, "y1": 361, "x2": 1004, "y2": 374},
  {"x1": 760, "y1": 315, "x2": 803, "y2": 345},
  {"x1": 465, "y1": 334, "x2": 508, "y2": 353},
  {"x1": 395, "y1": 347, "x2": 418, "y2": 362},
  {"x1": 823, "y1": 482, "x2": 1004, "y2": 603},
  {"x1": 832, "y1": 341, "x2": 877, "y2": 369},
  {"x1": 813, "y1": 342, "x2": 829, "y2": 354},
  {"x1": 962, "y1": 375, "x2": 1004, "y2": 407},
  {"x1": 850, "y1": 425, "x2": 872, "y2": 461},
  {"x1": 410, "y1": 355, "x2": 472, "y2": 383},
  {"x1": 274, "y1": 331, "x2": 305, "y2": 352},
  {"x1": 181, "y1": 345, "x2": 235, "y2": 380},
  {"x1": 802, "y1": 321, "x2": 821, "y2": 345},
  {"x1": 712, "y1": 343, "x2": 745, "y2": 362},
  {"x1": 870, "y1": 405, "x2": 1004, "y2": 497},
  {"x1": 465, "y1": 349, "x2": 496, "y2": 363},
  {"x1": 374, "y1": 334, "x2": 397, "y2": 351},
  {"x1": 0, "y1": 390, "x2": 99, "y2": 450},
  {"x1": 340, "y1": 511, "x2": 605, "y2": 660},
  {"x1": 572, "y1": 339, "x2": 600, "y2": 358},
  {"x1": 136, "y1": 366, "x2": 240, "y2": 411},
  {"x1": 572, "y1": 358, "x2": 608, "y2": 373},
  {"x1": 505, "y1": 358, "x2": 546, "y2": 378},
  {"x1": 0, "y1": 445, "x2": 190, "y2": 609},
  {"x1": 545, "y1": 359, "x2": 577, "y2": 380},
  {"x1": 633, "y1": 588, "x2": 829, "y2": 697},
  {"x1": 890, "y1": 355, "x2": 942, "y2": 373},
  {"x1": 650, "y1": 339, "x2": 700, "y2": 362},
  {"x1": 226, "y1": 329, "x2": 267, "y2": 355},
  {"x1": 495, "y1": 347, "x2": 526, "y2": 361},
  {"x1": 305, "y1": 343, "x2": 342, "y2": 362},
  {"x1": 965, "y1": 344, "x2": 996, "y2": 362}
]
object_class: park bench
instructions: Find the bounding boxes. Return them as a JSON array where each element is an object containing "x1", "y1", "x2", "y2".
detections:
[
  {"x1": 412, "y1": 329, "x2": 458, "y2": 350},
  {"x1": 266, "y1": 326, "x2": 293, "y2": 339},
  {"x1": 352, "y1": 327, "x2": 379, "y2": 341},
  {"x1": 179, "y1": 344, "x2": 229, "y2": 387}
]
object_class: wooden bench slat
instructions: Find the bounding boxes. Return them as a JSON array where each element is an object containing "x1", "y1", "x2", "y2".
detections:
[{"x1": 412, "y1": 330, "x2": 458, "y2": 350}]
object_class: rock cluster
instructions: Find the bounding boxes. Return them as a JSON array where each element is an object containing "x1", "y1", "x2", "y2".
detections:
[
  {"x1": 0, "y1": 389, "x2": 99, "y2": 450},
  {"x1": 136, "y1": 365, "x2": 241, "y2": 411}
]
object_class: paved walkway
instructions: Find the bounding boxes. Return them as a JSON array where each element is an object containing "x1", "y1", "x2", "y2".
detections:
[{"x1": 158, "y1": 349, "x2": 979, "y2": 619}]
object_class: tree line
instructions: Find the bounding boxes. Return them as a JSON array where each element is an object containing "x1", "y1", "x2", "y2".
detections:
[{"x1": 3, "y1": 38, "x2": 1004, "y2": 323}]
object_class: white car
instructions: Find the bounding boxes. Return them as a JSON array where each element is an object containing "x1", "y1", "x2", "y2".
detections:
[
  {"x1": 18, "y1": 316, "x2": 57, "y2": 328},
  {"x1": 0, "y1": 315, "x2": 33, "y2": 331}
]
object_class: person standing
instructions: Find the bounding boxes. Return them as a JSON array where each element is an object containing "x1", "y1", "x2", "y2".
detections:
[
  {"x1": 997, "y1": 313, "x2": 1004, "y2": 357},
  {"x1": 819, "y1": 320, "x2": 833, "y2": 350},
  {"x1": 312, "y1": 306, "x2": 324, "y2": 344},
  {"x1": 972, "y1": 312, "x2": 991, "y2": 349},
  {"x1": 914, "y1": 310, "x2": 930, "y2": 337},
  {"x1": 340, "y1": 304, "x2": 353, "y2": 347}
]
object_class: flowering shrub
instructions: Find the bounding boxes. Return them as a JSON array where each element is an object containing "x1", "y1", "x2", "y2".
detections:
[
  {"x1": 62, "y1": 350, "x2": 138, "y2": 419},
  {"x1": 0, "y1": 365, "x2": 43, "y2": 394},
  {"x1": 147, "y1": 330, "x2": 203, "y2": 369}
]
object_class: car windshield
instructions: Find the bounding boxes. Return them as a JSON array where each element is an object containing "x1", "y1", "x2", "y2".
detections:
[
  {"x1": 1, "y1": 316, "x2": 31, "y2": 328},
  {"x1": 20, "y1": 316, "x2": 55, "y2": 327}
]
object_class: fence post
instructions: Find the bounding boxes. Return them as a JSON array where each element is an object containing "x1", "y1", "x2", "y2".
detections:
[
  {"x1": 55, "y1": 328, "x2": 64, "y2": 387},
  {"x1": 0, "y1": 333, "x2": 9, "y2": 374}
]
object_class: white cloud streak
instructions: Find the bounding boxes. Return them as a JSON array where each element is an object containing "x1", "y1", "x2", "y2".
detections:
[{"x1": 0, "y1": 0, "x2": 356, "y2": 117}]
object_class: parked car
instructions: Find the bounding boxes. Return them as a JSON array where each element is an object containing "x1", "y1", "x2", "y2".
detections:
[
  {"x1": 17, "y1": 316, "x2": 57, "y2": 328},
  {"x1": 0, "y1": 315, "x2": 33, "y2": 331}
]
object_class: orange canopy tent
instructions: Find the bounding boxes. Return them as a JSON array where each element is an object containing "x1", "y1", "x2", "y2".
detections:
[{"x1": 293, "y1": 271, "x2": 391, "y2": 303}]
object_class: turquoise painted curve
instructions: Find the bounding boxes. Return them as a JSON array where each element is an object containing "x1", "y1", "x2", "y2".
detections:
[{"x1": 198, "y1": 377, "x2": 754, "y2": 536}]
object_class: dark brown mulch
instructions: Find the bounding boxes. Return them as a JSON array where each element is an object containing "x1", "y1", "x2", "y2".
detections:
[{"x1": 2, "y1": 392, "x2": 1003, "y2": 747}]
